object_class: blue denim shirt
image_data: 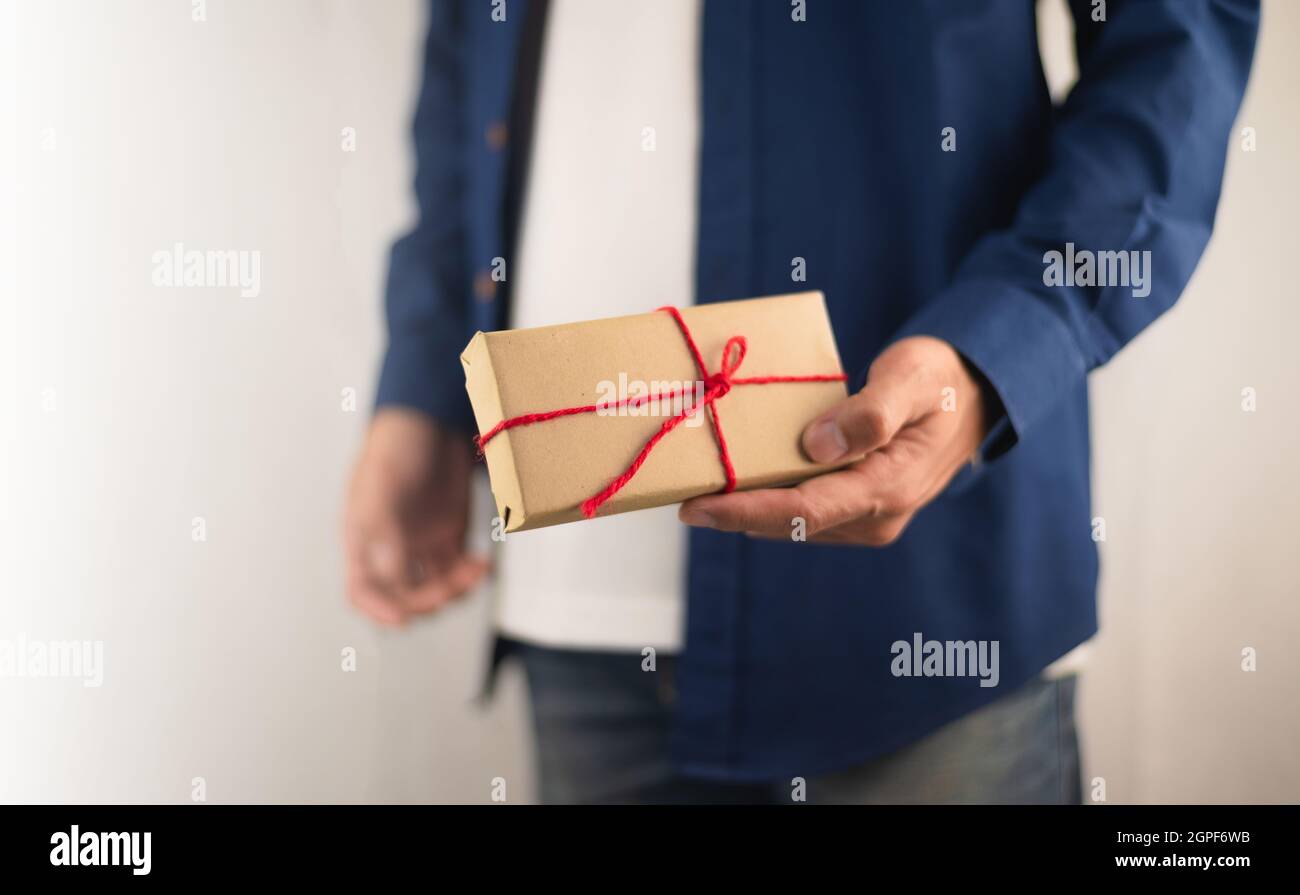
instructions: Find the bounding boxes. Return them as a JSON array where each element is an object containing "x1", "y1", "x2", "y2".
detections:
[{"x1": 376, "y1": 0, "x2": 1258, "y2": 781}]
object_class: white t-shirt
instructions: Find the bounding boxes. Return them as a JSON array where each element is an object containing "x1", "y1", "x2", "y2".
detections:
[{"x1": 494, "y1": 0, "x2": 702, "y2": 652}]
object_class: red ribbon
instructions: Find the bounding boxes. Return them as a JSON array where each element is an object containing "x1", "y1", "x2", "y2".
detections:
[{"x1": 475, "y1": 305, "x2": 847, "y2": 518}]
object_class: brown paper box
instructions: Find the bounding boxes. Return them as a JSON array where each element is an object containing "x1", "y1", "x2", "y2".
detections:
[{"x1": 461, "y1": 291, "x2": 849, "y2": 532}]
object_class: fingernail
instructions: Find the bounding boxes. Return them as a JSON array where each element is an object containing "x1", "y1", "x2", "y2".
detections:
[
  {"x1": 804, "y1": 418, "x2": 849, "y2": 463},
  {"x1": 681, "y1": 509, "x2": 716, "y2": 528}
]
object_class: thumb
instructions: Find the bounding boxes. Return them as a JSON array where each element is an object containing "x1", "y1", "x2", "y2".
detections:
[
  {"x1": 802, "y1": 360, "x2": 933, "y2": 464},
  {"x1": 362, "y1": 519, "x2": 412, "y2": 591}
]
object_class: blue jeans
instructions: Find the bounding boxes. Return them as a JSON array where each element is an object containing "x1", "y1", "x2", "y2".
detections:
[{"x1": 512, "y1": 641, "x2": 1082, "y2": 805}]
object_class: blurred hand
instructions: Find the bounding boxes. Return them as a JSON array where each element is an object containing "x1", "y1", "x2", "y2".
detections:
[
  {"x1": 679, "y1": 336, "x2": 992, "y2": 546},
  {"x1": 343, "y1": 407, "x2": 488, "y2": 626}
]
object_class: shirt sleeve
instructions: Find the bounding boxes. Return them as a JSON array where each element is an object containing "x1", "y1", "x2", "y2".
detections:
[
  {"x1": 374, "y1": 0, "x2": 476, "y2": 431},
  {"x1": 891, "y1": 0, "x2": 1260, "y2": 460}
]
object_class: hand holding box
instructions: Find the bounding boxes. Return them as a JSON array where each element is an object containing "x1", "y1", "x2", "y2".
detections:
[{"x1": 462, "y1": 291, "x2": 849, "y2": 532}]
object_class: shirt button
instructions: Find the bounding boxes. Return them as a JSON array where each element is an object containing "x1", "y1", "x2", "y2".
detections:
[
  {"x1": 473, "y1": 269, "x2": 497, "y2": 303},
  {"x1": 485, "y1": 121, "x2": 508, "y2": 151}
]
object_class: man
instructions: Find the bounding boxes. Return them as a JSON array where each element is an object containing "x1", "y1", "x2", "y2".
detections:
[{"x1": 344, "y1": 0, "x2": 1258, "y2": 803}]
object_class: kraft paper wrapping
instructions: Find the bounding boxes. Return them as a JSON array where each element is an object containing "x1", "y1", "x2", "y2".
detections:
[{"x1": 461, "y1": 291, "x2": 849, "y2": 532}]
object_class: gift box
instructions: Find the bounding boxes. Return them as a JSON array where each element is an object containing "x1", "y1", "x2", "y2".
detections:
[{"x1": 461, "y1": 291, "x2": 849, "y2": 532}]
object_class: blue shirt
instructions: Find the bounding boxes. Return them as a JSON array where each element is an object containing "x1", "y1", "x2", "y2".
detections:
[{"x1": 376, "y1": 0, "x2": 1259, "y2": 781}]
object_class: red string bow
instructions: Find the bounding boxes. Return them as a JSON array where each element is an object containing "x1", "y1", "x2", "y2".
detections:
[{"x1": 475, "y1": 305, "x2": 846, "y2": 519}]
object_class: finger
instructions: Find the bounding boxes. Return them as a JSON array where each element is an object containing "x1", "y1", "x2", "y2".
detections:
[
  {"x1": 739, "y1": 501, "x2": 913, "y2": 545},
  {"x1": 682, "y1": 440, "x2": 928, "y2": 537},
  {"x1": 680, "y1": 487, "x2": 806, "y2": 537},
  {"x1": 398, "y1": 516, "x2": 487, "y2": 612},
  {"x1": 447, "y1": 553, "x2": 491, "y2": 594},
  {"x1": 401, "y1": 554, "x2": 490, "y2": 613},
  {"x1": 359, "y1": 522, "x2": 415, "y2": 594},
  {"x1": 346, "y1": 573, "x2": 408, "y2": 627},
  {"x1": 343, "y1": 517, "x2": 408, "y2": 623},
  {"x1": 801, "y1": 360, "x2": 937, "y2": 464},
  {"x1": 810, "y1": 510, "x2": 915, "y2": 547}
]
